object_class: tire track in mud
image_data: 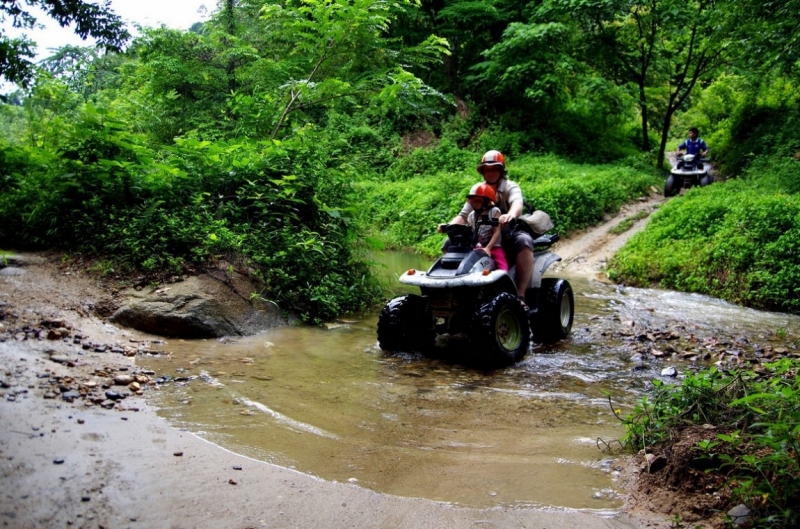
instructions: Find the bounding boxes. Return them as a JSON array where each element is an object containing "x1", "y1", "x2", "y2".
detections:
[{"x1": 548, "y1": 191, "x2": 665, "y2": 279}]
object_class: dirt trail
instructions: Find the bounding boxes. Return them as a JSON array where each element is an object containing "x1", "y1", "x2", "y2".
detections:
[{"x1": 550, "y1": 188, "x2": 665, "y2": 279}]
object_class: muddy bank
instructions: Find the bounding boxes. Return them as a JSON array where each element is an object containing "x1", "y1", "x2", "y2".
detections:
[{"x1": 1, "y1": 253, "x2": 646, "y2": 528}]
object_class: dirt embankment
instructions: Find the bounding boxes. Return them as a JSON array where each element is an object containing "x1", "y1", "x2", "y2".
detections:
[{"x1": 1, "y1": 253, "x2": 648, "y2": 529}]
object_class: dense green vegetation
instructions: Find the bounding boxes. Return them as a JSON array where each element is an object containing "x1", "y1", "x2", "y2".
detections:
[
  {"x1": 607, "y1": 180, "x2": 800, "y2": 313},
  {"x1": 619, "y1": 360, "x2": 800, "y2": 528},
  {"x1": 1, "y1": 0, "x2": 799, "y2": 322}
]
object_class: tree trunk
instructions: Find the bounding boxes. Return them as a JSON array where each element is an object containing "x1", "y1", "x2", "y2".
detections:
[
  {"x1": 639, "y1": 81, "x2": 650, "y2": 152},
  {"x1": 225, "y1": 0, "x2": 236, "y2": 93},
  {"x1": 656, "y1": 108, "x2": 675, "y2": 168}
]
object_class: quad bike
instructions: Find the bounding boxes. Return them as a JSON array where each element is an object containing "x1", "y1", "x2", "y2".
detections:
[
  {"x1": 377, "y1": 216, "x2": 574, "y2": 367},
  {"x1": 665, "y1": 153, "x2": 712, "y2": 197}
]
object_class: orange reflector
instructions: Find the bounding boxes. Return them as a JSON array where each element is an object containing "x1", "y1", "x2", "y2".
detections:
[
  {"x1": 407, "y1": 269, "x2": 416, "y2": 275},
  {"x1": 482, "y1": 269, "x2": 491, "y2": 276}
]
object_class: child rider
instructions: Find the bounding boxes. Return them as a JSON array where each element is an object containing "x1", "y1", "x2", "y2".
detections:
[{"x1": 465, "y1": 182, "x2": 508, "y2": 271}]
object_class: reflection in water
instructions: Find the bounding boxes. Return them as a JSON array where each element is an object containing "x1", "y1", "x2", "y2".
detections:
[{"x1": 138, "y1": 250, "x2": 800, "y2": 511}]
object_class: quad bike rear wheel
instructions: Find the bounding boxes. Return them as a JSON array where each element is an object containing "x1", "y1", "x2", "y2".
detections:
[
  {"x1": 533, "y1": 278, "x2": 574, "y2": 343},
  {"x1": 473, "y1": 292, "x2": 530, "y2": 366},
  {"x1": 377, "y1": 294, "x2": 435, "y2": 353}
]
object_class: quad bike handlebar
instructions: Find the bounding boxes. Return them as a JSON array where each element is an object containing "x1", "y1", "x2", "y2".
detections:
[
  {"x1": 440, "y1": 216, "x2": 499, "y2": 248},
  {"x1": 440, "y1": 219, "x2": 559, "y2": 250}
]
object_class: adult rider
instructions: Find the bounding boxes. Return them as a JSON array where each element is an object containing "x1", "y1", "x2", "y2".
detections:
[{"x1": 443, "y1": 150, "x2": 534, "y2": 302}]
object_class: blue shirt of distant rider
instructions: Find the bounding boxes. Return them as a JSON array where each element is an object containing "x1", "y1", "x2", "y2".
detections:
[{"x1": 676, "y1": 127, "x2": 709, "y2": 157}]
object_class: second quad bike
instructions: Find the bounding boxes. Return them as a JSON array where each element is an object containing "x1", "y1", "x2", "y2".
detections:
[
  {"x1": 377, "y1": 216, "x2": 574, "y2": 367},
  {"x1": 665, "y1": 153, "x2": 712, "y2": 197}
]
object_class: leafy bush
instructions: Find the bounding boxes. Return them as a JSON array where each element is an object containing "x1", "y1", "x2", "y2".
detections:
[
  {"x1": 383, "y1": 139, "x2": 475, "y2": 180},
  {"x1": 673, "y1": 74, "x2": 800, "y2": 178},
  {"x1": 0, "y1": 104, "x2": 382, "y2": 322}
]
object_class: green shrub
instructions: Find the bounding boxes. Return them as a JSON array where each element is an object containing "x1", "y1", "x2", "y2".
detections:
[
  {"x1": 673, "y1": 74, "x2": 800, "y2": 179},
  {"x1": 608, "y1": 180, "x2": 800, "y2": 313},
  {"x1": 383, "y1": 139, "x2": 475, "y2": 180},
  {"x1": 0, "y1": 104, "x2": 382, "y2": 322}
]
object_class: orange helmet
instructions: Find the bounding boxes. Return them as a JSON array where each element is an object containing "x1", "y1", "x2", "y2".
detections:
[
  {"x1": 467, "y1": 182, "x2": 496, "y2": 203},
  {"x1": 477, "y1": 150, "x2": 506, "y2": 175}
]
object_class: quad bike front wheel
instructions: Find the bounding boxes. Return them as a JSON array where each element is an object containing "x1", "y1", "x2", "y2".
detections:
[
  {"x1": 533, "y1": 278, "x2": 574, "y2": 343},
  {"x1": 664, "y1": 174, "x2": 681, "y2": 197},
  {"x1": 473, "y1": 292, "x2": 530, "y2": 366},
  {"x1": 377, "y1": 294, "x2": 435, "y2": 353},
  {"x1": 699, "y1": 174, "x2": 712, "y2": 186}
]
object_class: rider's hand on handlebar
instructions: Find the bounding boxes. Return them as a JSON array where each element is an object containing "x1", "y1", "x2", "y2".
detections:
[
  {"x1": 498, "y1": 214, "x2": 513, "y2": 225},
  {"x1": 437, "y1": 224, "x2": 447, "y2": 234}
]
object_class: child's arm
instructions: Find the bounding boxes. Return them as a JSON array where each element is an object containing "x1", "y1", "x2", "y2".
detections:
[
  {"x1": 483, "y1": 209, "x2": 502, "y2": 252},
  {"x1": 483, "y1": 226, "x2": 500, "y2": 255},
  {"x1": 484, "y1": 225, "x2": 501, "y2": 253}
]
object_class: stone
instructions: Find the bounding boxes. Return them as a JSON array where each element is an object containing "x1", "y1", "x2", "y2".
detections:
[
  {"x1": 49, "y1": 355, "x2": 71, "y2": 365},
  {"x1": 113, "y1": 374, "x2": 134, "y2": 385},
  {"x1": 644, "y1": 453, "x2": 667, "y2": 472},
  {"x1": 728, "y1": 504, "x2": 751, "y2": 526},
  {"x1": 61, "y1": 390, "x2": 81, "y2": 402},
  {"x1": 104, "y1": 390, "x2": 125, "y2": 400},
  {"x1": 661, "y1": 366, "x2": 677, "y2": 377},
  {"x1": 109, "y1": 273, "x2": 295, "y2": 338}
]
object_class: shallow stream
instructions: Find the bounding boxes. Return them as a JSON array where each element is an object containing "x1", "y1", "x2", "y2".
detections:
[{"x1": 138, "y1": 251, "x2": 799, "y2": 511}]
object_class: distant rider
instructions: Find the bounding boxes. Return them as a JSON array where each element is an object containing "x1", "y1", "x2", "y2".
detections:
[
  {"x1": 676, "y1": 127, "x2": 709, "y2": 158},
  {"x1": 442, "y1": 150, "x2": 534, "y2": 301}
]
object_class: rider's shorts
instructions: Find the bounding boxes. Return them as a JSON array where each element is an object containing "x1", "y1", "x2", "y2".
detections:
[{"x1": 502, "y1": 228, "x2": 534, "y2": 261}]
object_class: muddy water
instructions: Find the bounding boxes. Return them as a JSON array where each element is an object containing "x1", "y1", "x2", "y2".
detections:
[{"x1": 138, "y1": 251, "x2": 800, "y2": 511}]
